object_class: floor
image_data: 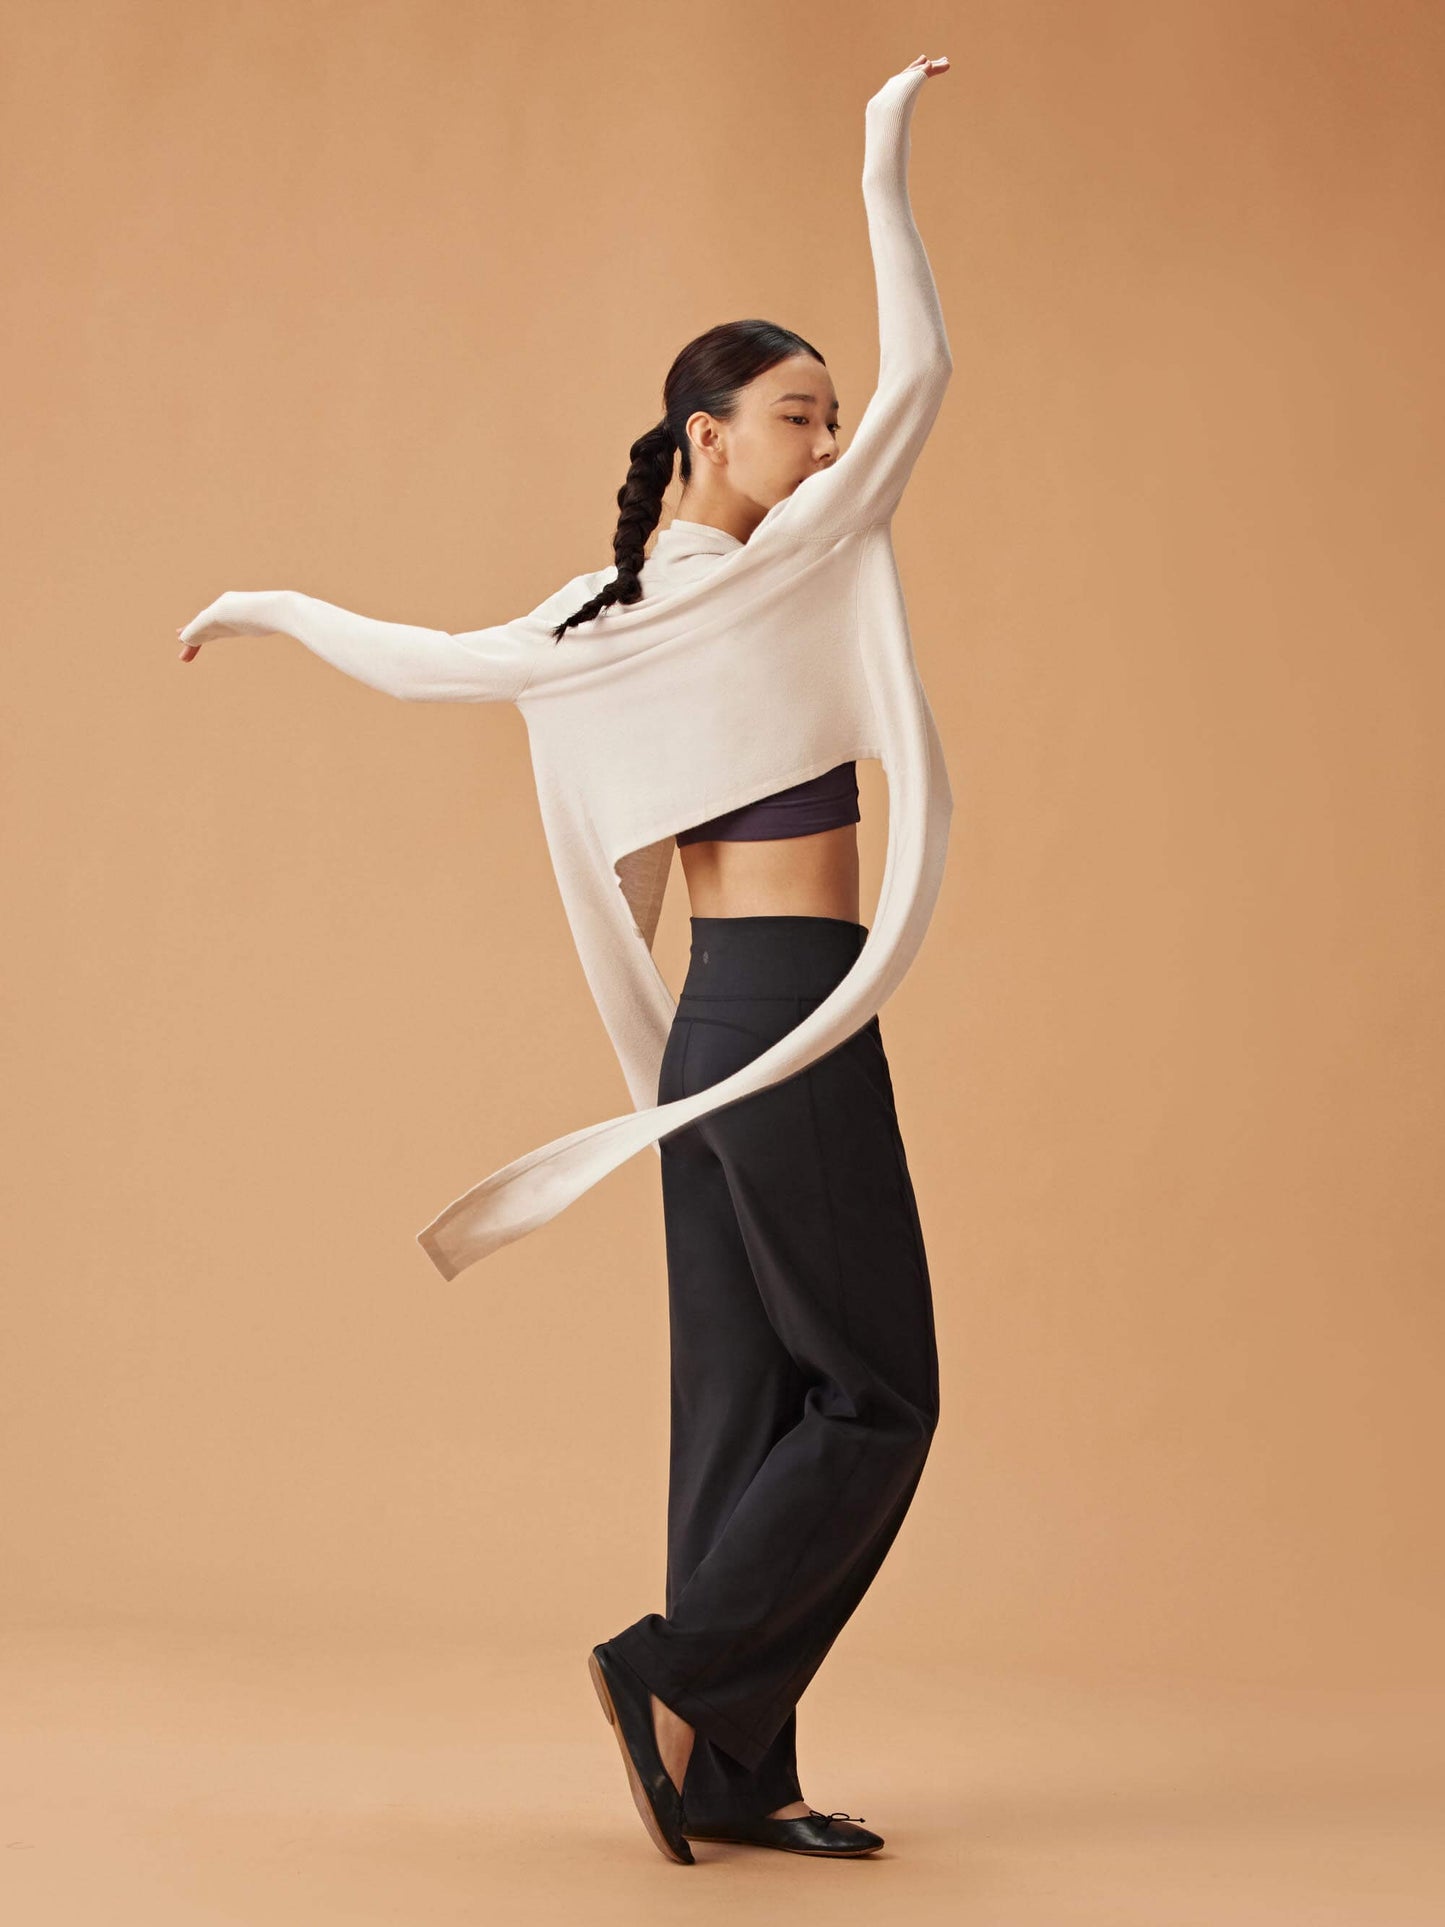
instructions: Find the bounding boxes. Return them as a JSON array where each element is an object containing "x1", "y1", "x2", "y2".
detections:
[{"x1": 2, "y1": 1624, "x2": 1440, "y2": 1925}]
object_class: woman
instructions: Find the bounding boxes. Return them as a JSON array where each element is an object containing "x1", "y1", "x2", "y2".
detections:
[{"x1": 179, "y1": 52, "x2": 952, "y2": 1864}]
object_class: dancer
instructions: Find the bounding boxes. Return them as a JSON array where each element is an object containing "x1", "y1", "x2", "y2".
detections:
[{"x1": 179, "y1": 52, "x2": 952, "y2": 1863}]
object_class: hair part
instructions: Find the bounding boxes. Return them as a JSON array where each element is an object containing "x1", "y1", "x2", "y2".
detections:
[{"x1": 549, "y1": 319, "x2": 825, "y2": 641}]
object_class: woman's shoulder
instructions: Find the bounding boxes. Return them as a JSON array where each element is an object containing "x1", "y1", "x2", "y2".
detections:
[
  {"x1": 523, "y1": 565, "x2": 619, "y2": 626},
  {"x1": 525, "y1": 541, "x2": 737, "y2": 631}
]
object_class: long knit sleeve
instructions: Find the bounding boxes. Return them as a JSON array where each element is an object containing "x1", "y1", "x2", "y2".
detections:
[
  {"x1": 177, "y1": 574, "x2": 600, "y2": 704},
  {"x1": 271, "y1": 593, "x2": 534, "y2": 702},
  {"x1": 763, "y1": 65, "x2": 952, "y2": 544}
]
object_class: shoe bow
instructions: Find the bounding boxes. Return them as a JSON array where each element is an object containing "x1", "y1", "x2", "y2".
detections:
[{"x1": 808, "y1": 1808, "x2": 866, "y2": 1825}]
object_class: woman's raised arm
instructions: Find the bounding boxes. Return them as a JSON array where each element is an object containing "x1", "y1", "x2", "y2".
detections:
[{"x1": 763, "y1": 55, "x2": 953, "y2": 545}]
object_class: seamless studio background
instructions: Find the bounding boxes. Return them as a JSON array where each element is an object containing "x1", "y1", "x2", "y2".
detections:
[{"x1": 2, "y1": 1, "x2": 1442, "y2": 1921}]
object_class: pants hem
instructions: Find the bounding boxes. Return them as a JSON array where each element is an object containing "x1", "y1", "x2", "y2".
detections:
[{"x1": 606, "y1": 1631, "x2": 778, "y2": 1776}]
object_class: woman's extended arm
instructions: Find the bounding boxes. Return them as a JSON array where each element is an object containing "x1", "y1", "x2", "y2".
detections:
[
  {"x1": 175, "y1": 576, "x2": 595, "y2": 702},
  {"x1": 763, "y1": 56, "x2": 953, "y2": 544}
]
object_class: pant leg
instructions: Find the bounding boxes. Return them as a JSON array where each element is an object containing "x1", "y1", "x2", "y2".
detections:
[
  {"x1": 608, "y1": 917, "x2": 941, "y2": 1781},
  {"x1": 653, "y1": 1013, "x2": 806, "y2": 1822}
]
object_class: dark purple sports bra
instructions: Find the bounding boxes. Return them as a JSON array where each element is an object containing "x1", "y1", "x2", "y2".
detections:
[{"x1": 675, "y1": 760, "x2": 860, "y2": 847}]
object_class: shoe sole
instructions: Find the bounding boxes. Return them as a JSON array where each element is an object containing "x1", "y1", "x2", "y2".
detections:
[
  {"x1": 683, "y1": 1831, "x2": 883, "y2": 1857},
  {"x1": 588, "y1": 1649, "x2": 694, "y2": 1865}
]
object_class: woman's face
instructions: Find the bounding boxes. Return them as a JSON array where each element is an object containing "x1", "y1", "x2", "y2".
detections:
[{"x1": 686, "y1": 353, "x2": 841, "y2": 513}]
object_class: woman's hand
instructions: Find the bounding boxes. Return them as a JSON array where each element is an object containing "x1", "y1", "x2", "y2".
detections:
[
  {"x1": 868, "y1": 53, "x2": 950, "y2": 123},
  {"x1": 176, "y1": 589, "x2": 289, "y2": 661}
]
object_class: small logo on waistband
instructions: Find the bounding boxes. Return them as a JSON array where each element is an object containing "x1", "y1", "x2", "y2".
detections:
[{"x1": 701, "y1": 949, "x2": 709, "y2": 963}]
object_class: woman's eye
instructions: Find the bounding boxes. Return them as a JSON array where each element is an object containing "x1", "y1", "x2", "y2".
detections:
[{"x1": 786, "y1": 416, "x2": 841, "y2": 431}]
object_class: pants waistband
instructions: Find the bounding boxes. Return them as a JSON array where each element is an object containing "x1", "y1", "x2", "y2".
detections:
[{"x1": 681, "y1": 916, "x2": 868, "y2": 1000}]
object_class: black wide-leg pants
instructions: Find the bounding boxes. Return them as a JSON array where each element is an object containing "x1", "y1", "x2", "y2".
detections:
[{"x1": 606, "y1": 915, "x2": 941, "y2": 1826}]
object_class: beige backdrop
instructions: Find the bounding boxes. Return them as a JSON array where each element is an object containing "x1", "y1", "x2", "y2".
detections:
[{"x1": 3, "y1": 0, "x2": 1442, "y2": 1917}]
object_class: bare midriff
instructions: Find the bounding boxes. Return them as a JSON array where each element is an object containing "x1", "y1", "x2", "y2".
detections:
[{"x1": 677, "y1": 824, "x2": 861, "y2": 923}]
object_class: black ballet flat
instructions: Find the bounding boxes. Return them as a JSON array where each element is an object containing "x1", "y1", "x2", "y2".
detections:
[
  {"x1": 683, "y1": 1807, "x2": 885, "y2": 1856},
  {"x1": 587, "y1": 1642, "x2": 694, "y2": 1864}
]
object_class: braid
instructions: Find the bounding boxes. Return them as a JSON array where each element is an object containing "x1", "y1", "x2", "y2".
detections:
[{"x1": 550, "y1": 420, "x2": 676, "y2": 640}]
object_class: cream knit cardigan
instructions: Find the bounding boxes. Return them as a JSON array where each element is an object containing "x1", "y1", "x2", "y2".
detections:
[{"x1": 179, "y1": 61, "x2": 954, "y2": 1282}]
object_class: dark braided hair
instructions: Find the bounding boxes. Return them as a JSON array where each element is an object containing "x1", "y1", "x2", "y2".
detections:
[{"x1": 549, "y1": 318, "x2": 826, "y2": 641}]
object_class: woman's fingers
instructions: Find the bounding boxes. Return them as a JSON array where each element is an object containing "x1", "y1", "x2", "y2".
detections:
[
  {"x1": 176, "y1": 588, "x2": 289, "y2": 658},
  {"x1": 176, "y1": 590, "x2": 255, "y2": 657}
]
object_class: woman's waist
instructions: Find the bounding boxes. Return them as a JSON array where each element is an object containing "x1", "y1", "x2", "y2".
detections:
[{"x1": 677, "y1": 823, "x2": 860, "y2": 923}]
